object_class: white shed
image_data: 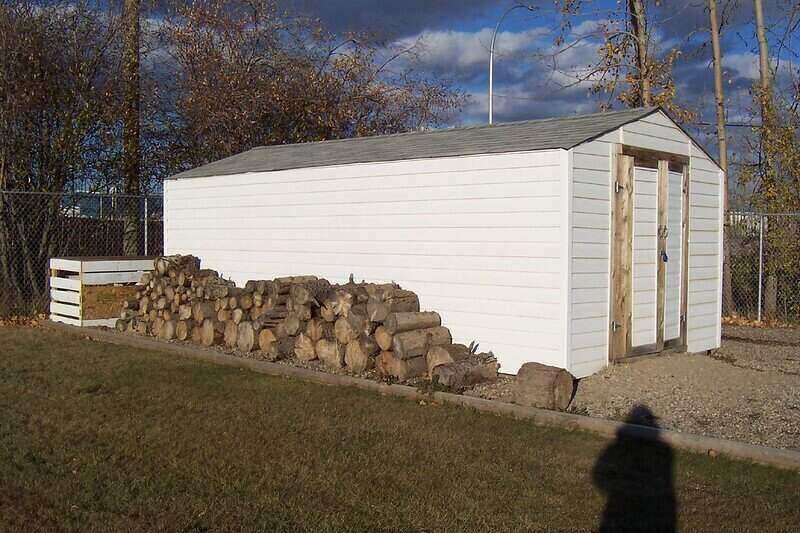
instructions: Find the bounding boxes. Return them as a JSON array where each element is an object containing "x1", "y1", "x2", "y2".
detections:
[{"x1": 163, "y1": 107, "x2": 723, "y2": 378}]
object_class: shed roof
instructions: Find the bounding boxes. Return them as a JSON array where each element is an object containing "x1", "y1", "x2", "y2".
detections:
[{"x1": 170, "y1": 106, "x2": 662, "y2": 180}]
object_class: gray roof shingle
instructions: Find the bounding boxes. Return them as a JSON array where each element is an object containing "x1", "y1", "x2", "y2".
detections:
[{"x1": 169, "y1": 106, "x2": 661, "y2": 180}]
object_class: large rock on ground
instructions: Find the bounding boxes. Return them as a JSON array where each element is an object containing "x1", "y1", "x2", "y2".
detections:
[{"x1": 514, "y1": 362, "x2": 575, "y2": 411}]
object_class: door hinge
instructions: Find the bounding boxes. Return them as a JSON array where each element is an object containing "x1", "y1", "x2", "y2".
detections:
[
  {"x1": 611, "y1": 320, "x2": 621, "y2": 332},
  {"x1": 680, "y1": 313, "x2": 686, "y2": 324},
  {"x1": 614, "y1": 180, "x2": 622, "y2": 193}
]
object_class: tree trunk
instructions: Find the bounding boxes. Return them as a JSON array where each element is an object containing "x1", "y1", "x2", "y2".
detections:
[
  {"x1": 754, "y1": 0, "x2": 771, "y2": 94},
  {"x1": 122, "y1": 0, "x2": 140, "y2": 256},
  {"x1": 628, "y1": 0, "x2": 651, "y2": 106},
  {"x1": 708, "y1": 0, "x2": 735, "y2": 316}
]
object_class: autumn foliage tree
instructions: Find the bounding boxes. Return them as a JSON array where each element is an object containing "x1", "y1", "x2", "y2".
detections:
[
  {"x1": 552, "y1": 0, "x2": 696, "y2": 121},
  {"x1": 152, "y1": 0, "x2": 465, "y2": 172},
  {"x1": 0, "y1": 0, "x2": 124, "y2": 311}
]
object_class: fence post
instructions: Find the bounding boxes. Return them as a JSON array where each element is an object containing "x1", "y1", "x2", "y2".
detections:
[
  {"x1": 757, "y1": 214, "x2": 764, "y2": 322},
  {"x1": 144, "y1": 195, "x2": 149, "y2": 257}
]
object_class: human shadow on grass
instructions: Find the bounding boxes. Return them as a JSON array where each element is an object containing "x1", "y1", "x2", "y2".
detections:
[{"x1": 592, "y1": 404, "x2": 677, "y2": 533}]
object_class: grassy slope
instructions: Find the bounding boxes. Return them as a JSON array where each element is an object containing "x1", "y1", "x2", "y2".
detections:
[{"x1": 0, "y1": 327, "x2": 798, "y2": 532}]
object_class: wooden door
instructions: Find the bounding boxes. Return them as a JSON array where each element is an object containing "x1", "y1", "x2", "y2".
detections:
[
  {"x1": 611, "y1": 152, "x2": 688, "y2": 361},
  {"x1": 630, "y1": 163, "x2": 661, "y2": 353}
]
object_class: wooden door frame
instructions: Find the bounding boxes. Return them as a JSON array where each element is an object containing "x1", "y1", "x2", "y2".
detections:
[
  {"x1": 609, "y1": 146, "x2": 689, "y2": 362},
  {"x1": 609, "y1": 147, "x2": 634, "y2": 362}
]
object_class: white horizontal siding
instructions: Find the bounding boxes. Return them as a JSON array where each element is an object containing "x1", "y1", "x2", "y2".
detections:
[
  {"x1": 568, "y1": 138, "x2": 614, "y2": 377},
  {"x1": 165, "y1": 149, "x2": 568, "y2": 374},
  {"x1": 621, "y1": 111, "x2": 691, "y2": 156},
  {"x1": 687, "y1": 146, "x2": 723, "y2": 352},
  {"x1": 567, "y1": 112, "x2": 722, "y2": 376}
]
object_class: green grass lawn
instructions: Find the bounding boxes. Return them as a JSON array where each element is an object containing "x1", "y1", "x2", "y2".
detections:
[{"x1": 1, "y1": 327, "x2": 798, "y2": 532}]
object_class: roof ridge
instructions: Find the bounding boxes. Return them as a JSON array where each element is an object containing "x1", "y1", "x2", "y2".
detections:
[{"x1": 251, "y1": 106, "x2": 660, "y2": 152}]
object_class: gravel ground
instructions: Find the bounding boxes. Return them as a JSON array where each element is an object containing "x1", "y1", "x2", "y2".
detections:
[{"x1": 571, "y1": 325, "x2": 800, "y2": 450}]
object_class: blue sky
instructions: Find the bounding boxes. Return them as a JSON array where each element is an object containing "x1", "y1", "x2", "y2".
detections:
[{"x1": 280, "y1": 0, "x2": 797, "y2": 162}]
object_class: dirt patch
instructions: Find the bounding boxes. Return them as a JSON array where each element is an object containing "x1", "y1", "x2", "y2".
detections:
[{"x1": 571, "y1": 326, "x2": 800, "y2": 450}]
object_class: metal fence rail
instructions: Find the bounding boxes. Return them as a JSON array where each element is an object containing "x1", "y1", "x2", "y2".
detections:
[
  {"x1": 727, "y1": 211, "x2": 800, "y2": 323},
  {"x1": 0, "y1": 190, "x2": 163, "y2": 316}
]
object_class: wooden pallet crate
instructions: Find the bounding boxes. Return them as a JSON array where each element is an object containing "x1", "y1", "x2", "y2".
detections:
[{"x1": 49, "y1": 257, "x2": 154, "y2": 327}]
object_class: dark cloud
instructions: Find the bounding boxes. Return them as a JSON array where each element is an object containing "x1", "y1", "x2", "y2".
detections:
[{"x1": 279, "y1": 0, "x2": 497, "y2": 39}]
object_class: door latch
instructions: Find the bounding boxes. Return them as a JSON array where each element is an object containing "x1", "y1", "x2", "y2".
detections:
[
  {"x1": 611, "y1": 321, "x2": 621, "y2": 332},
  {"x1": 660, "y1": 250, "x2": 669, "y2": 263}
]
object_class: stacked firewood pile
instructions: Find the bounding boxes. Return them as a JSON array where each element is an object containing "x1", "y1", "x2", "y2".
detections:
[{"x1": 116, "y1": 255, "x2": 498, "y2": 388}]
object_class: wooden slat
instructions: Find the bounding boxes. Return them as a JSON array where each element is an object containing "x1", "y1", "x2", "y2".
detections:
[
  {"x1": 621, "y1": 145, "x2": 689, "y2": 166},
  {"x1": 50, "y1": 301, "x2": 81, "y2": 319},
  {"x1": 609, "y1": 151, "x2": 634, "y2": 361},
  {"x1": 656, "y1": 160, "x2": 668, "y2": 350},
  {"x1": 50, "y1": 288, "x2": 80, "y2": 305},
  {"x1": 81, "y1": 271, "x2": 145, "y2": 285},
  {"x1": 49, "y1": 258, "x2": 82, "y2": 273},
  {"x1": 82, "y1": 318, "x2": 118, "y2": 327},
  {"x1": 50, "y1": 313, "x2": 82, "y2": 326},
  {"x1": 49, "y1": 277, "x2": 80, "y2": 291},
  {"x1": 80, "y1": 259, "x2": 155, "y2": 273}
]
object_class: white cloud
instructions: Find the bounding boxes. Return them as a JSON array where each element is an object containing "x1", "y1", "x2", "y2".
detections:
[{"x1": 396, "y1": 26, "x2": 550, "y2": 72}]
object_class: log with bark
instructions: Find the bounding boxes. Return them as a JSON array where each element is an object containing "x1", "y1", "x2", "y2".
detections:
[
  {"x1": 513, "y1": 362, "x2": 575, "y2": 411},
  {"x1": 316, "y1": 339, "x2": 343, "y2": 369},
  {"x1": 376, "y1": 351, "x2": 426, "y2": 380},
  {"x1": 430, "y1": 358, "x2": 498, "y2": 390},
  {"x1": 344, "y1": 336, "x2": 379, "y2": 373},
  {"x1": 200, "y1": 318, "x2": 223, "y2": 347},
  {"x1": 176, "y1": 319, "x2": 195, "y2": 341},
  {"x1": 374, "y1": 326, "x2": 393, "y2": 351},
  {"x1": 258, "y1": 328, "x2": 277, "y2": 353},
  {"x1": 383, "y1": 311, "x2": 441, "y2": 334},
  {"x1": 366, "y1": 289, "x2": 420, "y2": 322},
  {"x1": 294, "y1": 333, "x2": 317, "y2": 362},
  {"x1": 391, "y1": 326, "x2": 451, "y2": 360},
  {"x1": 425, "y1": 343, "x2": 470, "y2": 376},
  {"x1": 224, "y1": 320, "x2": 239, "y2": 349}
]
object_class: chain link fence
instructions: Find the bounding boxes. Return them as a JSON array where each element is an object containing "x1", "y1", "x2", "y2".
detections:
[
  {"x1": 1, "y1": 193, "x2": 798, "y2": 324},
  {"x1": 727, "y1": 212, "x2": 800, "y2": 323},
  {"x1": 0, "y1": 190, "x2": 163, "y2": 316}
]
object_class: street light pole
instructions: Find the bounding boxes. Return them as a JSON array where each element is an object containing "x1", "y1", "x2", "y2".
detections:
[{"x1": 489, "y1": 3, "x2": 535, "y2": 125}]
